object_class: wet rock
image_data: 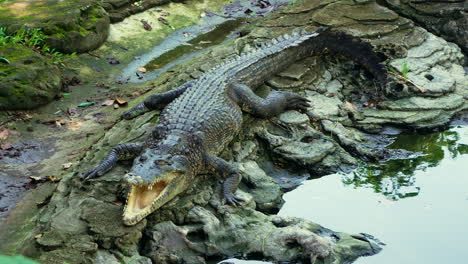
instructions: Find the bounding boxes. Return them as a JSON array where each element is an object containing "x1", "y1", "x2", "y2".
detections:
[
  {"x1": 0, "y1": 44, "x2": 62, "y2": 110},
  {"x1": 239, "y1": 161, "x2": 282, "y2": 212},
  {"x1": 384, "y1": 0, "x2": 468, "y2": 55},
  {"x1": 143, "y1": 206, "x2": 379, "y2": 263},
  {"x1": 379, "y1": 94, "x2": 464, "y2": 111}
]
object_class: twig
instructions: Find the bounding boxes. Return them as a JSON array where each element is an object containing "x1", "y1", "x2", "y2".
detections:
[{"x1": 388, "y1": 71, "x2": 425, "y2": 93}]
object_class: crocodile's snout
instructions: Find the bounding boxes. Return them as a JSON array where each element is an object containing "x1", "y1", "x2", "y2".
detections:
[{"x1": 124, "y1": 172, "x2": 145, "y2": 185}]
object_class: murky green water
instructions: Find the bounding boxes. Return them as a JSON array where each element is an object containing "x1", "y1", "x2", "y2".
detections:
[{"x1": 280, "y1": 125, "x2": 468, "y2": 263}]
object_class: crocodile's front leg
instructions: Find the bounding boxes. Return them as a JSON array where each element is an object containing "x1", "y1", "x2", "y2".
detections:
[
  {"x1": 205, "y1": 154, "x2": 244, "y2": 205},
  {"x1": 121, "y1": 80, "x2": 194, "y2": 120},
  {"x1": 82, "y1": 142, "x2": 144, "y2": 181},
  {"x1": 230, "y1": 83, "x2": 310, "y2": 118}
]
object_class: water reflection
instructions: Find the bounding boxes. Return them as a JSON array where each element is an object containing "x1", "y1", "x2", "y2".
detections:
[{"x1": 343, "y1": 128, "x2": 468, "y2": 200}]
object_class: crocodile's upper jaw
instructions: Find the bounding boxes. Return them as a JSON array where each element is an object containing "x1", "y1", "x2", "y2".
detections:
[{"x1": 123, "y1": 173, "x2": 179, "y2": 226}]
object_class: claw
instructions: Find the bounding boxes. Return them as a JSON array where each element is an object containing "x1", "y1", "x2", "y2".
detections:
[
  {"x1": 82, "y1": 167, "x2": 103, "y2": 181},
  {"x1": 225, "y1": 194, "x2": 244, "y2": 206}
]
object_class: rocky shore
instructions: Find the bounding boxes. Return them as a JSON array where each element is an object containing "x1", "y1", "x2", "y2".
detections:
[{"x1": 0, "y1": 0, "x2": 466, "y2": 263}]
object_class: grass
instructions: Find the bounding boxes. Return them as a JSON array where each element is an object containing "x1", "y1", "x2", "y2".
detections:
[
  {"x1": 401, "y1": 60, "x2": 410, "y2": 78},
  {"x1": 0, "y1": 25, "x2": 76, "y2": 65}
]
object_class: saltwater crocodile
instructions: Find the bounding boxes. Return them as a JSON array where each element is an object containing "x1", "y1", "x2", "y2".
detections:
[{"x1": 82, "y1": 27, "x2": 387, "y2": 226}]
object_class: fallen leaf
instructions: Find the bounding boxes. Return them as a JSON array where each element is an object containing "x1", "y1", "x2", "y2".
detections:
[
  {"x1": 78, "y1": 102, "x2": 95, "y2": 107},
  {"x1": 344, "y1": 101, "x2": 358, "y2": 111},
  {"x1": 49, "y1": 176, "x2": 61, "y2": 182},
  {"x1": 0, "y1": 143, "x2": 12, "y2": 150},
  {"x1": 62, "y1": 162, "x2": 73, "y2": 170},
  {"x1": 67, "y1": 120, "x2": 83, "y2": 131},
  {"x1": 34, "y1": 234, "x2": 43, "y2": 239},
  {"x1": 115, "y1": 98, "x2": 127, "y2": 105},
  {"x1": 101, "y1": 99, "x2": 115, "y2": 106},
  {"x1": 30, "y1": 176, "x2": 42, "y2": 181},
  {"x1": 0, "y1": 128, "x2": 9, "y2": 140},
  {"x1": 137, "y1": 67, "x2": 147, "y2": 73}
]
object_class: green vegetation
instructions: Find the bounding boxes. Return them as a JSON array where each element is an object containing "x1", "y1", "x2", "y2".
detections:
[
  {"x1": 401, "y1": 60, "x2": 410, "y2": 78},
  {"x1": 0, "y1": 255, "x2": 38, "y2": 264},
  {"x1": 0, "y1": 25, "x2": 76, "y2": 65}
]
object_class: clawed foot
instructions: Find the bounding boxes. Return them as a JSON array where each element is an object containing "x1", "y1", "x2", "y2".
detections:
[
  {"x1": 81, "y1": 167, "x2": 105, "y2": 181},
  {"x1": 224, "y1": 192, "x2": 245, "y2": 206},
  {"x1": 286, "y1": 94, "x2": 310, "y2": 113}
]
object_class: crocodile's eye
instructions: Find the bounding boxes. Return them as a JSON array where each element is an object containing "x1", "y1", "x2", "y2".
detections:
[{"x1": 155, "y1": 160, "x2": 170, "y2": 166}]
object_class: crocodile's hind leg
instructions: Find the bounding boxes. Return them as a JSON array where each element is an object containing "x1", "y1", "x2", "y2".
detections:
[
  {"x1": 82, "y1": 142, "x2": 144, "y2": 181},
  {"x1": 205, "y1": 154, "x2": 244, "y2": 205},
  {"x1": 121, "y1": 80, "x2": 194, "y2": 120},
  {"x1": 230, "y1": 83, "x2": 310, "y2": 118}
]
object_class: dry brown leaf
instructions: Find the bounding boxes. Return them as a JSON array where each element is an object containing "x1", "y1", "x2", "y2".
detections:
[
  {"x1": 344, "y1": 101, "x2": 358, "y2": 111},
  {"x1": 67, "y1": 120, "x2": 83, "y2": 131},
  {"x1": 102, "y1": 99, "x2": 115, "y2": 106},
  {"x1": 137, "y1": 67, "x2": 147, "y2": 73},
  {"x1": 0, "y1": 143, "x2": 12, "y2": 150},
  {"x1": 115, "y1": 98, "x2": 127, "y2": 105},
  {"x1": 0, "y1": 128, "x2": 9, "y2": 140}
]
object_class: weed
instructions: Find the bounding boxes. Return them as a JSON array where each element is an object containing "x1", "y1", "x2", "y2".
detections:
[
  {"x1": 0, "y1": 25, "x2": 76, "y2": 65},
  {"x1": 401, "y1": 60, "x2": 410, "y2": 78}
]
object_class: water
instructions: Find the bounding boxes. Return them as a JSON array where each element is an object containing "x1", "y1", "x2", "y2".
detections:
[{"x1": 280, "y1": 126, "x2": 468, "y2": 264}]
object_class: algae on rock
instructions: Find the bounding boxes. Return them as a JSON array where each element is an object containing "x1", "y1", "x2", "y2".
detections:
[{"x1": 0, "y1": 44, "x2": 61, "y2": 110}]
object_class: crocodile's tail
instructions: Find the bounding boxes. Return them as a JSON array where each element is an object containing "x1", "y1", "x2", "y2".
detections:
[{"x1": 309, "y1": 29, "x2": 388, "y2": 90}]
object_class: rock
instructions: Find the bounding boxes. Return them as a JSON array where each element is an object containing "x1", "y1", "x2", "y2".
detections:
[
  {"x1": 384, "y1": 0, "x2": 468, "y2": 55},
  {"x1": 143, "y1": 206, "x2": 381, "y2": 263},
  {"x1": 379, "y1": 94, "x2": 464, "y2": 111},
  {"x1": 306, "y1": 92, "x2": 343, "y2": 119},
  {"x1": 0, "y1": 44, "x2": 62, "y2": 110},
  {"x1": 95, "y1": 250, "x2": 120, "y2": 264},
  {"x1": 279, "y1": 111, "x2": 309, "y2": 125},
  {"x1": 0, "y1": 1, "x2": 110, "y2": 54},
  {"x1": 239, "y1": 161, "x2": 282, "y2": 212}
]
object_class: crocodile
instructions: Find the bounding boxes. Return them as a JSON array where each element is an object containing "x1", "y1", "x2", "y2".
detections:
[{"x1": 82, "y1": 27, "x2": 387, "y2": 226}]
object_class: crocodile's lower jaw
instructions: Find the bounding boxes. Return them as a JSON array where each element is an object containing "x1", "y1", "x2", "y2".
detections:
[{"x1": 123, "y1": 180, "x2": 170, "y2": 225}]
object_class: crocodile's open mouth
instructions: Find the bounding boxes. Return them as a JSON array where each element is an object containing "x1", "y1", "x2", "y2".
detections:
[{"x1": 123, "y1": 173, "x2": 177, "y2": 225}]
